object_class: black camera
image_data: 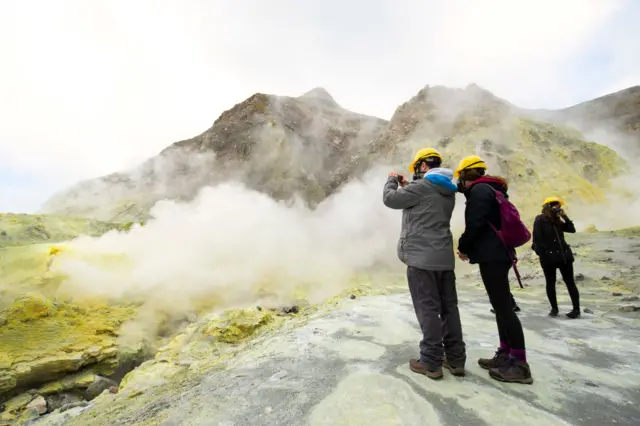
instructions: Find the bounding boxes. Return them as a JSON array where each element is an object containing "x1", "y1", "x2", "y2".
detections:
[{"x1": 552, "y1": 206, "x2": 562, "y2": 215}]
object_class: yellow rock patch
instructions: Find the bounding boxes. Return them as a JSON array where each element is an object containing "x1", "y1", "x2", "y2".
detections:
[
  {"x1": 0, "y1": 294, "x2": 135, "y2": 394},
  {"x1": 204, "y1": 309, "x2": 275, "y2": 343}
]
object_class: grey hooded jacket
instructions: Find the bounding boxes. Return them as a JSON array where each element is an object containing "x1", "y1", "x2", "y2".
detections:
[{"x1": 383, "y1": 168, "x2": 458, "y2": 271}]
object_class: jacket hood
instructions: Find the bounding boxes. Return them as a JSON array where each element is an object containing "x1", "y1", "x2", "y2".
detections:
[
  {"x1": 424, "y1": 168, "x2": 458, "y2": 194},
  {"x1": 467, "y1": 175, "x2": 509, "y2": 194}
]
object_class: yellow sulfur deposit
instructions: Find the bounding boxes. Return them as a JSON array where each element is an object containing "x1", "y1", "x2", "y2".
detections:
[
  {"x1": 0, "y1": 290, "x2": 136, "y2": 395},
  {"x1": 203, "y1": 309, "x2": 276, "y2": 343}
]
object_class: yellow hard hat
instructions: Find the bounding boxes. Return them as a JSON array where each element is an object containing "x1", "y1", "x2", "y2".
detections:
[
  {"x1": 542, "y1": 197, "x2": 564, "y2": 207},
  {"x1": 453, "y1": 155, "x2": 487, "y2": 179},
  {"x1": 408, "y1": 148, "x2": 443, "y2": 172}
]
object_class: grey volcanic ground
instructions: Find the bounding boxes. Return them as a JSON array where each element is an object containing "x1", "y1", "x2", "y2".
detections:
[{"x1": 36, "y1": 230, "x2": 640, "y2": 426}]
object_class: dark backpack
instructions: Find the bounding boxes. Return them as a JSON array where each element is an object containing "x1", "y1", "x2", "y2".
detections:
[
  {"x1": 483, "y1": 186, "x2": 531, "y2": 289},
  {"x1": 489, "y1": 189, "x2": 531, "y2": 248}
]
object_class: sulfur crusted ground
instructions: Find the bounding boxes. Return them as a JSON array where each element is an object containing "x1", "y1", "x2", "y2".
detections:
[
  {"x1": 0, "y1": 215, "x2": 391, "y2": 422},
  {"x1": 28, "y1": 227, "x2": 640, "y2": 426},
  {"x1": 2, "y1": 208, "x2": 638, "y2": 424},
  {"x1": 0, "y1": 214, "x2": 126, "y2": 248}
]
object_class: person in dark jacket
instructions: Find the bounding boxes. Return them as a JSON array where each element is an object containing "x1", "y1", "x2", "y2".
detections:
[
  {"x1": 532, "y1": 197, "x2": 580, "y2": 319},
  {"x1": 455, "y1": 155, "x2": 533, "y2": 385},
  {"x1": 383, "y1": 147, "x2": 466, "y2": 381}
]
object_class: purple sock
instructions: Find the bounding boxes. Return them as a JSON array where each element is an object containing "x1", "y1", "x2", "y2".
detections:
[
  {"x1": 510, "y1": 348, "x2": 527, "y2": 363},
  {"x1": 499, "y1": 341, "x2": 510, "y2": 352}
]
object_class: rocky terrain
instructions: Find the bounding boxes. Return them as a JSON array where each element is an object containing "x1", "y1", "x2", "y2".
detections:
[
  {"x1": 0, "y1": 214, "x2": 134, "y2": 248},
  {"x1": 537, "y1": 85, "x2": 640, "y2": 157},
  {"x1": 336, "y1": 84, "x2": 627, "y2": 222},
  {"x1": 39, "y1": 88, "x2": 387, "y2": 222},
  {"x1": 1, "y1": 218, "x2": 639, "y2": 424},
  {"x1": 7, "y1": 226, "x2": 637, "y2": 426},
  {"x1": 39, "y1": 84, "x2": 635, "y2": 224}
]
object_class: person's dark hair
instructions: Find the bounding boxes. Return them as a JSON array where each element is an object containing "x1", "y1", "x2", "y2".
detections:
[
  {"x1": 424, "y1": 156, "x2": 442, "y2": 169},
  {"x1": 460, "y1": 167, "x2": 485, "y2": 181},
  {"x1": 414, "y1": 156, "x2": 442, "y2": 173}
]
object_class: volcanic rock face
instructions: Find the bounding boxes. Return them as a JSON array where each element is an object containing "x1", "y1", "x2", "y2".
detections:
[
  {"x1": 532, "y1": 86, "x2": 640, "y2": 158},
  {"x1": 40, "y1": 84, "x2": 633, "y2": 224},
  {"x1": 335, "y1": 84, "x2": 626, "y2": 221},
  {"x1": 39, "y1": 89, "x2": 387, "y2": 222},
  {"x1": 556, "y1": 86, "x2": 640, "y2": 143}
]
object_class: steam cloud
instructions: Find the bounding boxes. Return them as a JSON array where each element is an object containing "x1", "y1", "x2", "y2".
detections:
[{"x1": 48, "y1": 164, "x2": 471, "y2": 323}]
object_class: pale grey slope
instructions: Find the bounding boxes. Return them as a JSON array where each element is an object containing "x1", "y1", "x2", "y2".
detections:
[{"x1": 39, "y1": 228, "x2": 640, "y2": 426}]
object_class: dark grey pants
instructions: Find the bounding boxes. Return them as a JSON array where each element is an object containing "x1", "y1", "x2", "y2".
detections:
[{"x1": 407, "y1": 266, "x2": 466, "y2": 370}]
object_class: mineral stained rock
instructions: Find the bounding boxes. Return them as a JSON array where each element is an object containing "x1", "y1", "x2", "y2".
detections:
[{"x1": 39, "y1": 85, "x2": 632, "y2": 224}]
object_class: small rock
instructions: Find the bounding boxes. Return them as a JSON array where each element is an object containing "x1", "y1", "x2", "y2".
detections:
[
  {"x1": 0, "y1": 315, "x2": 6, "y2": 326},
  {"x1": 25, "y1": 395, "x2": 47, "y2": 415},
  {"x1": 350, "y1": 294, "x2": 356, "y2": 300},
  {"x1": 256, "y1": 306, "x2": 262, "y2": 311},
  {"x1": 585, "y1": 381, "x2": 599, "y2": 387},
  {"x1": 59, "y1": 401, "x2": 89, "y2": 412},
  {"x1": 85, "y1": 375, "x2": 118, "y2": 401},
  {"x1": 601, "y1": 276, "x2": 611, "y2": 281},
  {"x1": 621, "y1": 296, "x2": 640, "y2": 302},
  {"x1": 612, "y1": 292, "x2": 623, "y2": 296},
  {"x1": 583, "y1": 308, "x2": 594, "y2": 314},
  {"x1": 575, "y1": 273, "x2": 585, "y2": 281},
  {"x1": 109, "y1": 386, "x2": 118, "y2": 394},
  {"x1": 18, "y1": 407, "x2": 41, "y2": 422},
  {"x1": 281, "y1": 305, "x2": 300, "y2": 314},
  {"x1": 604, "y1": 249, "x2": 614, "y2": 253},
  {"x1": 45, "y1": 392, "x2": 84, "y2": 412},
  {"x1": 619, "y1": 305, "x2": 640, "y2": 313}
]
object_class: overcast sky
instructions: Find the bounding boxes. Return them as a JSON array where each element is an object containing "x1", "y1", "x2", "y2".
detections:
[{"x1": 0, "y1": 0, "x2": 638, "y2": 213}]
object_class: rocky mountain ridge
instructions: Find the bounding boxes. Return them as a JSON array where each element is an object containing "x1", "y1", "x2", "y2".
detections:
[
  {"x1": 39, "y1": 88, "x2": 387, "y2": 222},
  {"x1": 39, "y1": 84, "x2": 639, "y2": 223},
  {"x1": 531, "y1": 85, "x2": 640, "y2": 158}
]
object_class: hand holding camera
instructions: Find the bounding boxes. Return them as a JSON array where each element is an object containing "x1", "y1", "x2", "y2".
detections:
[{"x1": 388, "y1": 172, "x2": 408, "y2": 187}]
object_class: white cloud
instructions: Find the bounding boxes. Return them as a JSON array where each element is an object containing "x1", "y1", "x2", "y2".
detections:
[{"x1": 0, "y1": 0, "x2": 638, "y2": 212}]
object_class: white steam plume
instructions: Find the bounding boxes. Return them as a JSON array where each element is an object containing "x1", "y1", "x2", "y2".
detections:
[
  {"x1": 49, "y1": 168, "x2": 394, "y2": 309},
  {"x1": 50, "y1": 163, "x2": 471, "y2": 319}
]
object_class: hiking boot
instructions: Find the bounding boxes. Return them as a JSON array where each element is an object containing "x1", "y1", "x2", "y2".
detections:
[
  {"x1": 477, "y1": 349, "x2": 510, "y2": 370},
  {"x1": 549, "y1": 308, "x2": 559, "y2": 317},
  {"x1": 443, "y1": 358, "x2": 466, "y2": 377},
  {"x1": 409, "y1": 359, "x2": 443, "y2": 380},
  {"x1": 566, "y1": 309, "x2": 581, "y2": 319},
  {"x1": 489, "y1": 357, "x2": 534, "y2": 384}
]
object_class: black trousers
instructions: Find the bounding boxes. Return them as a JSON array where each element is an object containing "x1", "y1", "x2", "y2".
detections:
[
  {"x1": 479, "y1": 261, "x2": 526, "y2": 350},
  {"x1": 541, "y1": 261, "x2": 580, "y2": 310},
  {"x1": 407, "y1": 267, "x2": 466, "y2": 369}
]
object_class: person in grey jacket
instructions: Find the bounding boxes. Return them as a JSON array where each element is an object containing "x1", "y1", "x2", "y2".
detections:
[{"x1": 383, "y1": 147, "x2": 466, "y2": 380}]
